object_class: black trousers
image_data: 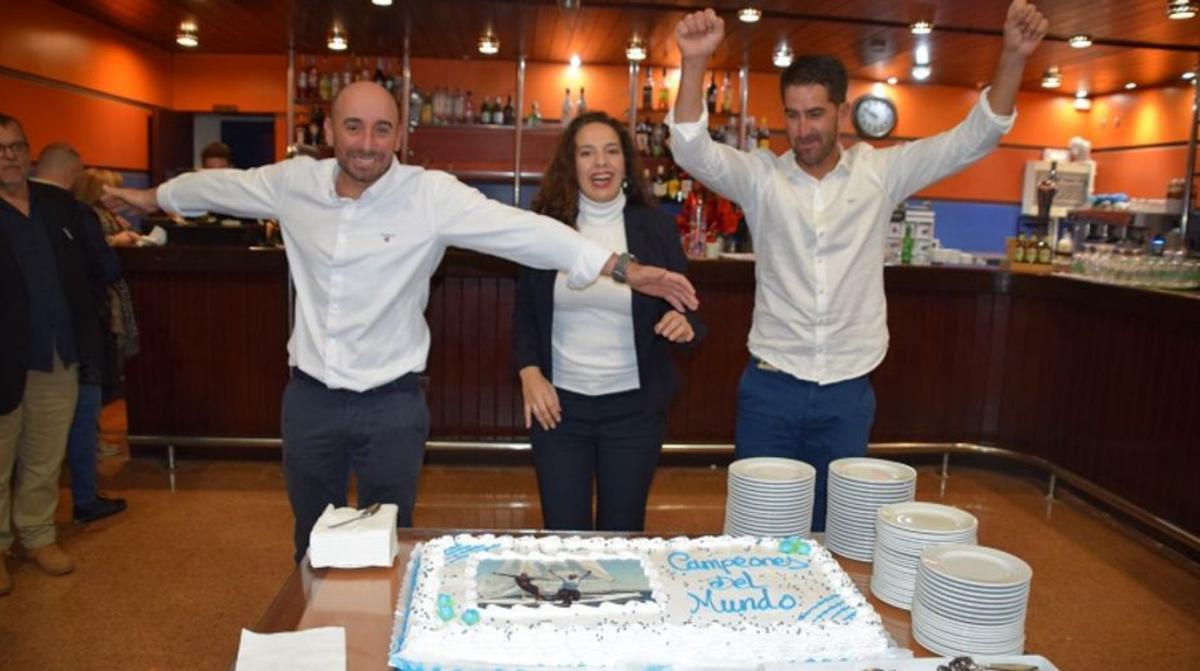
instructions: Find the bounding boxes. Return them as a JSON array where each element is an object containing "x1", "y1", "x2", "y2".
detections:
[
  {"x1": 280, "y1": 369, "x2": 429, "y2": 564},
  {"x1": 531, "y1": 387, "x2": 665, "y2": 532}
]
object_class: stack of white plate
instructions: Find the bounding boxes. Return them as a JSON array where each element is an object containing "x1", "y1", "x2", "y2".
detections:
[
  {"x1": 911, "y1": 544, "x2": 1033, "y2": 657},
  {"x1": 724, "y1": 457, "x2": 816, "y2": 538},
  {"x1": 824, "y1": 458, "x2": 917, "y2": 561},
  {"x1": 870, "y1": 502, "x2": 978, "y2": 610}
]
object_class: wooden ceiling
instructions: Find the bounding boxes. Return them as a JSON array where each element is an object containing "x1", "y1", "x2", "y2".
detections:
[{"x1": 53, "y1": 0, "x2": 1200, "y2": 95}]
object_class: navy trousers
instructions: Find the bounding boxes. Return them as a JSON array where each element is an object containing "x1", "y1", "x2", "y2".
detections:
[
  {"x1": 734, "y1": 360, "x2": 875, "y2": 532},
  {"x1": 531, "y1": 387, "x2": 664, "y2": 532},
  {"x1": 281, "y1": 369, "x2": 429, "y2": 564}
]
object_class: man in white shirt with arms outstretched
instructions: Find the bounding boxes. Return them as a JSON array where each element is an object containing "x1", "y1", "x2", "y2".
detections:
[
  {"x1": 670, "y1": 1, "x2": 1046, "y2": 530},
  {"x1": 103, "y1": 82, "x2": 698, "y2": 562}
]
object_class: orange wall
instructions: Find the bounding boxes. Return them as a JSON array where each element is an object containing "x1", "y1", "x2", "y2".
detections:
[
  {"x1": 1094, "y1": 146, "x2": 1190, "y2": 197},
  {"x1": 6, "y1": 0, "x2": 172, "y2": 108},
  {"x1": 1087, "y1": 87, "x2": 1195, "y2": 148},
  {"x1": 172, "y1": 54, "x2": 288, "y2": 113},
  {"x1": 0, "y1": 74, "x2": 150, "y2": 171}
]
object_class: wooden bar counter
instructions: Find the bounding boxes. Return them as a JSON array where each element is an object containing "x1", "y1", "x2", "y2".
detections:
[{"x1": 116, "y1": 247, "x2": 1200, "y2": 543}]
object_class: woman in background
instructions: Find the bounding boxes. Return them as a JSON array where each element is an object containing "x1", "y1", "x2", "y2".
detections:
[{"x1": 514, "y1": 112, "x2": 703, "y2": 532}]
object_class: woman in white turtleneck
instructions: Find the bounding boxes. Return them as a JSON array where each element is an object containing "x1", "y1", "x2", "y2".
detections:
[{"x1": 514, "y1": 112, "x2": 704, "y2": 532}]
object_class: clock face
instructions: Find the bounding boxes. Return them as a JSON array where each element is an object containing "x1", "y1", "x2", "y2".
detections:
[{"x1": 852, "y1": 95, "x2": 898, "y2": 139}]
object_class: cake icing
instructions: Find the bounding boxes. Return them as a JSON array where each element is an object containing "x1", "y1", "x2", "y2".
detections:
[{"x1": 389, "y1": 534, "x2": 891, "y2": 669}]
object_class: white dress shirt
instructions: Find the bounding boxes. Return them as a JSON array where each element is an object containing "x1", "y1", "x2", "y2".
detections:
[
  {"x1": 157, "y1": 157, "x2": 611, "y2": 391},
  {"x1": 551, "y1": 191, "x2": 639, "y2": 396},
  {"x1": 669, "y1": 90, "x2": 1014, "y2": 384}
]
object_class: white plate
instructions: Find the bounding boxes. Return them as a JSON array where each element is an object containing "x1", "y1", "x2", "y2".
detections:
[
  {"x1": 878, "y1": 502, "x2": 978, "y2": 534},
  {"x1": 920, "y1": 544, "x2": 1033, "y2": 588},
  {"x1": 830, "y1": 458, "x2": 917, "y2": 483},
  {"x1": 729, "y1": 458, "x2": 816, "y2": 484}
]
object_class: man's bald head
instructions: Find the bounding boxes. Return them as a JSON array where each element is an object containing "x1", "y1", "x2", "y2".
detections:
[
  {"x1": 326, "y1": 81, "x2": 401, "y2": 197},
  {"x1": 34, "y1": 142, "x2": 83, "y2": 190}
]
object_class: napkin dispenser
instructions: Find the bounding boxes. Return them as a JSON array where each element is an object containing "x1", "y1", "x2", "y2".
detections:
[{"x1": 308, "y1": 503, "x2": 399, "y2": 569}]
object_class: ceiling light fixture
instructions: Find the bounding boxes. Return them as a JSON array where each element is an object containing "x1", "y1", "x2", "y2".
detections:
[
  {"x1": 773, "y1": 42, "x2": 793, "y2": 68},
  {"x1": 738, "y1": 7, "x2": 762, "y2": 23},
  {"x1": 625, "y1": 35, "x2": 646, "y2": 62},
  {"x1": 1184, "y1": 70, "x2": 1197, "y2": 80},
  {"x1": 176, "y1": 21, "x2": 198, "y2": 48},
  {"x1": 886, "y1": 76, "x2": 899, "y2": 85},
  {"x1": 910, "y1": 21, "x2": 933, "y2": 35},
  {"x1": 912, "y1": 65, "x2": 931, "y2": 81},
  {"x1": 371, "y1": 0, "x2": 393, "y2": 6},
  {"x1": 1074, "y1": 97, "x2": 1092, "y2": 111},
  {"x1": 1075, "y1": 89, "x2": 1089, "y2": 98},
  {"x1": 478, "y1": 31, "x2": 499, "y2": 55},
  {"x1": 1068, "y1": 34, "x2": 1093, "y2": 48},
  {"x1": 1041, "y1": 67, "x2": 1062, "y2": 88},
  {"x1": 327, "y1": 26, "x2": 348, "y2": 51},
  {"x1": 569, "y1": 53, "x2": 582, "y2": 69},
  {"x1": 1167, "y1": 1, "x2": 1198, "y2": 20},
  {"x1": 1125, "y1": 82, "x2": 1137, "y2": 90}
]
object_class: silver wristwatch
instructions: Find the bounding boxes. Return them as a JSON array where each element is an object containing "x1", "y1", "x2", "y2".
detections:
[{"x1": 612, "y1": 252, "x2": 638, "y2": 284}]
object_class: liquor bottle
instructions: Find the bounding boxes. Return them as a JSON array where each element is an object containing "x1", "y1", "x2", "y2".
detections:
[
  {"x1": 480, "y1": 96, "x2": 492, "y2": 124},
  {"x1": 452, "y1": 88, "x2": 465, "y2": 124},
  {"x1": 359, "y1": 58, "x2": 371, "y2": 83},
  {"x1": 642, "y1": 69, "x2": 654, "y2": 111},
  {"x1": 679, "y1": 169, "x2": 693, "y2": 200},
  {"x1": 373, "y1": 58, "x2": 387, "y2": 86},
  {"x1": 666, "y1": 165, "x2": 681, "y2": 202},
  {"x1": 527, "y1": 101, "x2": 543, "y2": 127},
  {"x1": 342, "y1": 62, "x2": 353, "y2": 90},
  {"x1": 1013, "y1": 234, "x2": 1026, "y2": 263},
  {"x1": 293, "y1": 121, "x2": 309, "y2": 146},
  {"x1": 503, "y1": 95, "x2": 515, "y2": 126},
  {"x1": 463, "y1": 91, "x2": 475, "y2": 124},
  {"x1": 636, "y1": 119, "x2": 649, "y2": 156},
  {"x1": 706, "y1": 72, "x2": 718, "y2": 114},
  {"x1": 1036, "y1": 235, "x2": 1052, "y2": 264},
  {"x1": 722, "y1": 72, "x2": 734, "y2": 114},
  {"x1": 576, "y1": 88, "x2": 587, "y2": 116},
  {"x1": 308, "y1": 105, "x2": 325, "y2": 146},
  {"x1": 307, "y1": 59, "x2": 319, "y2": 99},
  {"x1": 318, "y1": 69, "x2": 332, "y2": 101},
  {"x1": 653, "y1": 166, "x2": 667, "y2": 199},
  {"x1": 743, "y1": 116, "x2": 757, "y2": 152},
  {"x1": 900, "y1": 224, "x2": 914, "y2": 265},
  {"x1": 562, "y1": 88, "x2": 573, "y2": 125},
  {"x1": 383, "y1": 58, "x2": 395, "y2": 93},
  {"x1": 297, "y1": 65, "x2": 308, "y2": 101},
  {"x1": 657, "y1": 68, "x2": 670, "y2": 110},
  {"x1": 419, "y1": 93, "x2": 433, "y2": 125},
  {"x1": 757, "y1": 117, "x2": 771, "y2": 150}
]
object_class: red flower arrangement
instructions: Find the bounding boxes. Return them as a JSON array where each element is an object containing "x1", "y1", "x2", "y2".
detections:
[{"x1": 675, "y1": 184, "x2": 743, "y2": 242}]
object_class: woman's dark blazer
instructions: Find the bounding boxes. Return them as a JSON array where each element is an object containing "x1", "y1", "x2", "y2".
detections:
[{"x1": 513, "y1": 201, "x2": 705, "y2": 416}]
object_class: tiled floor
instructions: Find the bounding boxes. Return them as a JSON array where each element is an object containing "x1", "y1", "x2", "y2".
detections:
[{"x1": 0, "y1": 402, "x2": 1196, "y2": 670}]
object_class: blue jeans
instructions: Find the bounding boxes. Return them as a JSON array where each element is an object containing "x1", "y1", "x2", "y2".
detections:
[
  {"x1": 734, "y1": 360, "x2": 875, "y2": 532},
  {"x1": 66, "y1": 383, "x2": 103, "y2": 508}
]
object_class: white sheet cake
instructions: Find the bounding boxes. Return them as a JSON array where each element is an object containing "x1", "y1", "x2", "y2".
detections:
[{"x1": 388, "y1": 534, "x2": 891, "y2": 669}]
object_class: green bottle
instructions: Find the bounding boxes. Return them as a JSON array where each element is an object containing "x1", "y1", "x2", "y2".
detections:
[{"x1": 900, "y1": 224, "x2": 914, "y2": 265}]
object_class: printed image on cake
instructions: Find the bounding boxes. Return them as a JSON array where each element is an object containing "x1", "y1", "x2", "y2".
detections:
[
  {"x1": 475, "y1": 557, "x2": 655, "y2": 608},
  {"x1": 389, "y1": 534, "x2": 893, "y2": 670}
]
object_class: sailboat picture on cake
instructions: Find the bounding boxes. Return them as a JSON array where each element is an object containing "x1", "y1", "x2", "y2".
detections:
[{"x1": 475, "y1": 558, "x2": 654, "y2": 608}]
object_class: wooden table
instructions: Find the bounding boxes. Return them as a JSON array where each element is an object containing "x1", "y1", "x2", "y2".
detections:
[{"x1": 248, "y1": 529, "x2": 931, "y2": 670}]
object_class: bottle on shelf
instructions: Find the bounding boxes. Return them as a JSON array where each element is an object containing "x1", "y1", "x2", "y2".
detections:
[
  {"x1": 642, "y1": 69, "x2": 654, "y2": 112},
  {"x1": 635, "y1": 119, "x2": 650, "y2": 156},
  {"x1": 297, "y1": 63, "x2": 309, "y2": 101},
  {"x1": 480, "y1": 96, "x2": 492, "y2": 124},
  {"x1": 503, "y1": 95, "x2": 515, "y2": 126},
  {"x1": 650, "y1": 122, "x2": 666, "y2": 157},
  {"x1": 679, "y1": 169, "x2": 693, "y2": 201},
  {"x1": 657, "y1": 68, "x2": 670, "y2": 110},
  {"x1": 666, "y1": 165, "x2": 681, "y2": 202},
  {"x1": 757, "y1": 118, "x2": 771, "y2": 149},
  {"x1": 341, "y1": 61, "x2": 353, "y2": 91},
  {"x1": 359, "y1": 58, "x2": 371, "y2": 83},
  {"x1": 576, "y1": 88, "x2": 587, "y2": 117},
  {"x1": 1036, "y1": 235, "x2": 1052, "y2": 264},
  {"x1": 653, "y1": 166, "x2": 667, "y2": 199},
  {"x1": 408, "y1": 88, "x2": 423, "y2": 127},
  {"x1": 562, "y1": 88, "x2": 573, "y2": 125},
  {"x1": 373, "y1": 58, "x2": 387, "y2": 86},
  {"x1": 451, "y1": 88, "x2": 463, "y2": 124},
  {"x1": 307, "y1": 59, "x2": 319, "y2": 99},
  {"x1": 900, "y1": 224, "x2": 914, "y2": 265},
  {"x1": 463, "y1": 91, "x2": 475, "y2": 124},
  {"x1": 308, "y1": 105, "x2": 325, "y2": 146},
  {"x1": 419, "y1": 92, "x2": 433, "y2": 125},
  {"x1": 318, "y1": 68, "x2": 332, "y2": 101},
  {"x1": 527, "y1": 100, "x2": 543, "y2": 127},
  {"x1": 293, "y1": 121, "x2": 309, "y2": 146},
  {"x1": 722, "y1": 72, "x2": 734, "y2": 114},
  {"x1": 743, "y1": 117, "x2": 757, "y2": 152},
  {"x1": 1014, "y1": 234, "x2": 1026, "y2": 263}
]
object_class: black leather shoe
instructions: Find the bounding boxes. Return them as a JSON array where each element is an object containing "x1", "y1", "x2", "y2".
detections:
[{"x1": 74, "y1": 496, "x2": 127, "y2": 523}]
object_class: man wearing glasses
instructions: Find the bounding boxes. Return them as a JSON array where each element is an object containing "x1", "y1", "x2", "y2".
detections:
[{"x1": 0, "y1": 113, "x2": 106, "y2": 595}]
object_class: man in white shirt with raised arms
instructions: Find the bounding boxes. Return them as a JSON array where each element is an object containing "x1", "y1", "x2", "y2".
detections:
[
  {"x1": 670, "y1": 1, "x2": 1046, "y2": 530},
  {"x1": 103, "y1": 82, "x2": 698, "y2": 562}
]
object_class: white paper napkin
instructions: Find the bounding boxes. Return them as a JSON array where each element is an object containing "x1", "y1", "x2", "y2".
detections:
[
  {"x1": 308, "y1": 503, "x2": 399, "y2": 569},
  {"x1": 235, "y1": 627, "x2": 345, "y2": 671}
]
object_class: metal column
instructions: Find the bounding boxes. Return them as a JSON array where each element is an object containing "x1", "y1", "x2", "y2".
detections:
[{"x1": 514, "y1": 55, "x2": 527, "y2": 205}]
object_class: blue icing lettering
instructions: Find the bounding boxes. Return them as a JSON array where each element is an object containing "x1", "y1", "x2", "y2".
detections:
[
  {"x1": 442, "y1": 542, "x2": 501, "y2": 565},
  {"x1": 687, "y1": 587, "x2": 801, "y2": 615},
  {"x1": 667, "y1": 550, "x2": 808, "y2": 575}
]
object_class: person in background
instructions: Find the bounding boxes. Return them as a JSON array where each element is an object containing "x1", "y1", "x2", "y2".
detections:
[
  {"x1": 669, "y1": 0, "x2": 1047, "y2": 531},
  {"x1": 199, "y1": 141, "x2": 234, "y2": 169},
  {"x1": 101, "y1": 82, "x2": 699, "y2": 563},
  {"x1": 33, "y1": 148, "x2": 127, "y2": 524},
  {"x1": 515, "y1": 112, "x2": 703, "y2": 532},
  {"x1": 74, "y1": 169, "x2": 141, "y2": 247},
  {"x1": 0, "y1": 113, "x2": 108, "y2": 593}
]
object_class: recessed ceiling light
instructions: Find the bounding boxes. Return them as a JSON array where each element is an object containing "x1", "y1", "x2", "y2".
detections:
[
  {"x1": 886, "y1": 77, "x2": 899, "y2": 85},
  {"x1": 176, "y1": 21, "x2": 198, "y2": 48},
  {"x1": 625, "y1": 35, "x2": 646, "y2": 62},
  {"x1": 371, "y1": 0, "x2": 393, "y2": 5},
  {"x1": 1125, "y1": 82, "x2": 1137, "y2": 90},
  {"x1": 327, "y1": 27, "x2": 348, "y2": 51},
  {"x1": 1073, "y1": 97, "x2": 1092, "y2": 111},
  {"x1": 1075, "y1": 89, "x2": 1089, "y2": 98},
  {"x1": 912, "y1": 65, "x2": 931, "y2": 81},
  {"x1": 569, "y1": 54, "x2": 582, "y2": 69},
  {"x1": 478, "y1": 32, "x2": 499, "y2": 55},
  {"x1": 1068, "y1": 34, "x2": 1093, "y2": 48},
  {"x1": 738, "y1": 7, "x2": 762, "y2": 23},
  {"x1": 1167, "y1": 1, "x2": 1198, "y2": 20},
  {"x1": 1041, "y1": 67, "x2": 1062, "y2": 89},
  {"x1": 910, "y1": 21, "x2": 933, "y2": 35},
  {"x1": 773, "y1": 42, "x2": 793, "y2": 68},
  {"x1": 1183, "y1": 70, "x2": 1197, "y2": 81}
]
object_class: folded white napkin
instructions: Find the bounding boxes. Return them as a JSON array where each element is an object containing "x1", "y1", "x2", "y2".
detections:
[
  {"x1": 235, "y1": 627, "x2": 345, "y2": 671},
  {"x1": 308, "y1": 503, "x2": 399, "y2": 569}
]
